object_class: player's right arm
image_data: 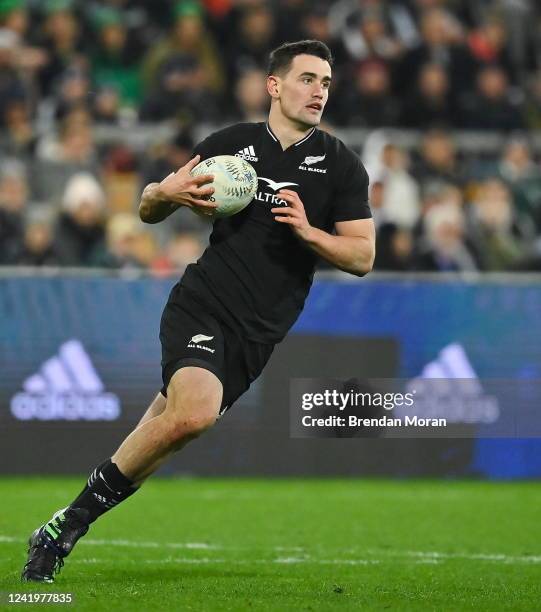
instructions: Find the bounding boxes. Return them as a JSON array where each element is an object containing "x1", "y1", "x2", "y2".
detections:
[{"x1": 139, "y1": 155, "x2": 217, "y2": 223}]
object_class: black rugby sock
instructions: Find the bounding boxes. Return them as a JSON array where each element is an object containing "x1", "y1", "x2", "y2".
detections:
[
  {"x1": 73, "y1": 458, "x2": 112, "y2": 500},
  {"x1": 69, "y1": 459, "x2": 138, "y2": 523}
]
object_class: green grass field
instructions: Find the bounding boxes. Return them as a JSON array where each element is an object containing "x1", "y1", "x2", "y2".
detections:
[{"x1": 0, "y1": 478, "x2": 540, "y2": 611}]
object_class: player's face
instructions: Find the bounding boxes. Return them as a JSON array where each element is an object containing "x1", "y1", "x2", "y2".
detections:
[{"x1": 274, "y1": 54, "x2": 331, "y2": 128}]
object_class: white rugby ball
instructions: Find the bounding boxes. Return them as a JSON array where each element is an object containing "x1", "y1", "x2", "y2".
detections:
[{"x1": 190, "y1": 155, "x2": 258, "y2": 218}]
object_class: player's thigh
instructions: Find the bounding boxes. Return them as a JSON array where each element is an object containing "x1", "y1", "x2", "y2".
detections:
[{"x1": 164, "y1": 366, "x2": 223, "y2": 434}]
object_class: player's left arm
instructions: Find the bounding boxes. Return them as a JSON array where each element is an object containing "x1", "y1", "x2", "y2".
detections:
[{"x1": 272, "y1": 190, "x2": 375, "y2": 276}]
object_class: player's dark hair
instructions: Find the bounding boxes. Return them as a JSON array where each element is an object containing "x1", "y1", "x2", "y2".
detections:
[{"x1": 268, "y1": 40, "x2": 333, "y2": 76}]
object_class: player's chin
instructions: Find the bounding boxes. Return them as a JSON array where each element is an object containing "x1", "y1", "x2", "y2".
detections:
[{"x1": 300, "y1": 112, "x2": 321, "y2": 127}]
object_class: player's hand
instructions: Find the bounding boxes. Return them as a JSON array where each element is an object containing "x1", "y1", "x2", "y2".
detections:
[
  {"x1": 271, "y1": 189, "x2": 313, "y2": 241},
  {"x1": 158, "y1": 155, "x2": 217, "y2": 215}
]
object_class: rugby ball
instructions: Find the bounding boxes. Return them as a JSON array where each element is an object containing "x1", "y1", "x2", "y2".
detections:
[{"x1": 190, "y1": 155, "x2": 258, "y2": 218}]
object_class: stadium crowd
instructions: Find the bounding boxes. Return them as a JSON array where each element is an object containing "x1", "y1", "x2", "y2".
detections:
[{"x1": 1, "y1": 0, "x2": 541, "y2": 273}]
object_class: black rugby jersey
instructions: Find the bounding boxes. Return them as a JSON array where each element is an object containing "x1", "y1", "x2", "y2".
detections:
[{"x1": 180, "y1": 121, "x2": 371, "y2": 343}]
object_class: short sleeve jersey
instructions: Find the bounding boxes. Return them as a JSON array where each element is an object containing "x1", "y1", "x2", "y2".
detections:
[{"x1": 180, "y1": 121, "x2": 371, "y2": 343}]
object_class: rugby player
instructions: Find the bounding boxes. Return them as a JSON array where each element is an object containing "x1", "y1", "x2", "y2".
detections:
[{"x1": 22, "y1": 39, "x2": 375, "y2": 582}]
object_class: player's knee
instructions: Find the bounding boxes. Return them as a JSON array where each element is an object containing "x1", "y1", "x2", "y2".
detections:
[
  {"x1": 163, "y1": 367, "x2": 222, "y2": 446},
  {"x1": 164, "y1": 391, "x2": 219, "y2": 444},
  {"x1": 165, "y1": 411, "x2": 217, "y2": 449},
  {"x1": 182, "y1": 413, "x2": 217, "y2": 438}
]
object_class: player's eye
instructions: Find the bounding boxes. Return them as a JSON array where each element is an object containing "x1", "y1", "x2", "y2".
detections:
[
  {"x1": 302, "y1": 77, "x2": 312, "y2": 84},
  {"x1": 322, "y1": 81, "x2": 330, "y2": 89}
]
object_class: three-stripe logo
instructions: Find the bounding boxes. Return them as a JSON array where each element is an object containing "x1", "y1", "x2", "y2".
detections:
[
  {"x1": 397, "y1": 343, "x2": 500, "y2": 424},
  {"x1": 10, "y1": 339, "x2": 121, "y2": 421},
  {"x1": 235, "y1": 146, "x2": 258, "y2": 162}
]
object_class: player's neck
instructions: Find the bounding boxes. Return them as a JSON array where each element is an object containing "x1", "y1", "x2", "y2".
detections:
[{"x1": 267, "y1": 110, "x2": 314, "y2": 151}]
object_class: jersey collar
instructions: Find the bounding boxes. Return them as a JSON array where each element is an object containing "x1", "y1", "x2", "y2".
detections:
[{"x1": 265, "y1": 122, "x2": 316, "y2": 149}]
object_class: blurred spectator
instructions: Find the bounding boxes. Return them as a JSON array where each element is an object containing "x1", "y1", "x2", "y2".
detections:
[
  {"x1": 230, "y1": 68, "x2": 267, "y2": 123},
  {"x1": 374, "y1": 223, "x2": 415, "y2": 271},
  {"x1": 466, "y1": 178, "x2": 527, "y2": 271},
  {"x1": 33, "y1": 107, "x2": 100, "y2": 201},
  {"x1": 90, "y1": 7, "x2": 142, "y2": 110},
  {"x1": 467, "y1": 16, "x2": 513, "y2": 77},
  {"x1": 92, "y1": 85, "x2": 121, "y2": 124},
  {"x1": 333, "y1": 60, "x2": 400, "y2": 127},
  {"x1": 51, "y1": 66, "x2": 92, "y2": 119},
  {"x1": 54, "y1": 172, "x2": 107, "y2": 266},
  {"x1": 398, "y1": 8, "x2": 475, "y2": 94},
  {"x1": 152, "y1": 230, "x2": 204, "y2": 275},
  {"x1": 1, "y1": 1, "x2": 48, "y2": 87},
  {"x1": 17, "y1": 207, "x2": 59, "y2": 266},
  {"x1": 329, "y1": 0, "x2": 419, "y2": 54},
  {"x1": 0, "y1": 97, "x2": 36, "y2": 158},
  {"x1": 93, "y1": 212, "x2": 148, "y2": 269},
  {"x1": 496, "y1": 138, "x2": 541, "y2": 233},
  {"x1": 458, "y1": 65, "x2": 525, "y2": 130},
  {"x1": 299, "y1": 3, "x2": 349, "y2": 68},
  {"x1": 412, "y1": 129, "x2": 465, "y2": 191},
  {"x1": 225, "y1": 4, "x2": 277, "y2": 84},
  {"x1": 0, "y1": 28, "x2": 28, "y2": 129},
  {"x1": 415, "y1": 201, "x2": 478, "y2": 271},
  {"x1": 337, "y1": 10, "x2": 403, "y2": 65},
  {"x1": 36, "y1": 0, "x2": 86, "y2": 99},
  {"x1": 0, "y1": 158, "x2": 27, "y2": 262},
  {"x1": 379, "y1": 144, "x2": 420, "y2": 229},
  {"x1": 142, "y1": 0, "x2": 224, "y2": 96},
  {"x1": 401, "y1": 62, "x2": 457, "y2": 128},
  {"x1": 140, "y1": 51, "x2": 220, "y2": 123},
  {"x1": 0, "y1": 0, "x2": 27, "y2": 37},
  {"x1": 498, "y1": 138, "x2": 540, "y2": 184},
  {"x1": 37, "y1": 106, "x2": 96, "y2": 164}
]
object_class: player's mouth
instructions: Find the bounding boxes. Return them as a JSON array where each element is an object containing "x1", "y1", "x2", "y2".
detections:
[{"x1": 306, "y1": 102, "x2": 322, "y2": 113}]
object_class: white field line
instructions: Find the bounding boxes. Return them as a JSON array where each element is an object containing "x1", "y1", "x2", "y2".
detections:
[
  {"x1": 366, "y1": 549, "x2": 541, "y2": 564},
  {"x1": 1, "y1": 535, "x2": 540, "y2": 565},
  {"x1": 72, "y1": 557, "x2": 382, "y2": 566}
]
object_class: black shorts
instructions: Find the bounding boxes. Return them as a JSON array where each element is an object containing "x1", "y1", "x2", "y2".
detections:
[{"x1": 159, "y1": 283, "x2": 274, "y2": 415}]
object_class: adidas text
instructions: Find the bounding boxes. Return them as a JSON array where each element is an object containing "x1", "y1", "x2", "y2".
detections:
[
  {"x1": 10, "y1": 339, "x2": 121, "y2": 421},
  {"x1": 236, "y1": 146, "x2": 258, "y2": 162}
]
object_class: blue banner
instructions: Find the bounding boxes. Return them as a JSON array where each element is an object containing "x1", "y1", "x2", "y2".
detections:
[{"x1": 1, "y1": 274, "x2": 540, "y2": 478}]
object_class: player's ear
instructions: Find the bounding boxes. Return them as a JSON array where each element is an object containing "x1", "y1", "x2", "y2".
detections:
[{"x1": 267, "y1": 75, "x2": 280, "y2": 99}]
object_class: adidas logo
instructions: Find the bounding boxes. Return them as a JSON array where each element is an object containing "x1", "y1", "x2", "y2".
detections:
[
  {"x1": 10, "y1": 339, "x2": 121, "y2": 421},
  {"x1": 419, "y1": 343, "x2": 481, "y2": 390},
  {"x1": 397, "y1": 343, "x2": 499, "y2": 424},
  {"x1": 236, "y1": 145, "x2": 258, "y2": 162},
  {"x1": 187, "y1": 333, "x2": 215, "y2": 354}
]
